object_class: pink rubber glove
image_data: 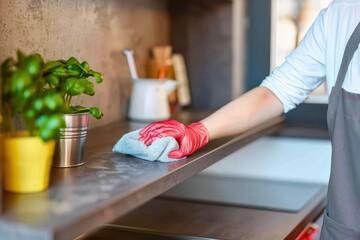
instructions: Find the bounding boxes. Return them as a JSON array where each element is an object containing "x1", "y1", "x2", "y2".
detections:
[{"x1": 139, "y1": 119, "x2": 209, "y2": 159}]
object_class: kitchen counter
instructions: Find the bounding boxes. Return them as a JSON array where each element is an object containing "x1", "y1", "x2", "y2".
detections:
[
  {"x1": 0, "y1": 111, "x2": 307, "y2": 240},
  {"x1": 102, "y1": 136, "x2": 329, "y2": 240}
]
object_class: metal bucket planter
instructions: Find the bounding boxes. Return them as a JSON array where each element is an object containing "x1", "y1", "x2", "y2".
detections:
[{"x1": 53, "y1": 113, "x2": 89, "y2": 167}]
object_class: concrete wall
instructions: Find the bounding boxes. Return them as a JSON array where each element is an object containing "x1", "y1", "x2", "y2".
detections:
[{"x1": 0, "y1": 0, "x2": 169, "y2": 128}]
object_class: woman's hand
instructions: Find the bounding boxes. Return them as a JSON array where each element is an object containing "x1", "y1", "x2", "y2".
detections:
[{"x1": 139, "y1": 120, "x2": 209, "y2": 158}]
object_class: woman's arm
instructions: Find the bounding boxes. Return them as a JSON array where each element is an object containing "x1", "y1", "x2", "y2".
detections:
[
  {"x1": 201, "y1": 86, "x2": 284, "y2": 140},
  {"x1": 139, "y1": 86, "x2": 283, "y2": 158}
]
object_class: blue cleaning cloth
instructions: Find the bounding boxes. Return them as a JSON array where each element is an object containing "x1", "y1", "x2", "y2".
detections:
[{"x1": 112, "y1": 129, "x2": 185, "y2": 162}]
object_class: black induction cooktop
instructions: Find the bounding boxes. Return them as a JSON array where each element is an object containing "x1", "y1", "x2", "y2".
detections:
[{"x1": 161, "y1": 174, "x2": 326, "y2": 213}]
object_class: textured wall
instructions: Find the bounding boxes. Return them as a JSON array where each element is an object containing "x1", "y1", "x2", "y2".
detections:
[{"x1": 0, "y1": 0, "x2": 169, "y2": 128}]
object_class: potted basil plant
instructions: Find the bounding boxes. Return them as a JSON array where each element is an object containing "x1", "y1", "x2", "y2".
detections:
[
  {"x1": 42, "y1": 57, "x2": 104, "y2": 167},
  {"x1": 1, "y1": 51, "x2": 65, "y2": 193}
]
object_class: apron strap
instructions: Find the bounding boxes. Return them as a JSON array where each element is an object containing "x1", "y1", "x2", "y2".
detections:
[{"x1": 334, "y1": 21, "x2": 360, "y2": 89}]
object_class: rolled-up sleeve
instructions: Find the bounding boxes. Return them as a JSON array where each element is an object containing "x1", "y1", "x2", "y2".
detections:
[{"x1": 261, "y1": 9, "x2": 327, "y2": 113}]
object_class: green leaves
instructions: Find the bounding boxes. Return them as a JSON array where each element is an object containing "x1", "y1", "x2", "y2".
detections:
[
  {"x1": 11, "y1": 70, "x2": 32, "y2": 93},
  {"x1": 88, "y1": 70, "x2": 103, "y2": 83},
  {"x1": 84, "y1": 81, "x2": 95, "y2": 95},
  {"x1": 32, "y1": 97, "x2": 44, "y2": 112},
  {"x1": 90, "y1": 107, "x2": 103, "y2": 119},
  {"x1": 43, "y1": 60, "x2": 66, "y2": 73},
  {"x1": 66, "y1": 57, "x2": 80, "y2": 66},
  {"x1": 2, "y1": 52, "x2": 103, "y2": 142},
  {"x1": 65, "y1": 77, "x2": 86, "y2": 96},
  {"x1": 36, "y1": 113, "x2": 65, "y2": 141},
  {"x1": 1, "y1": 50, "x2": 66, "y2": 141},
  {"x1": 45, "y1": 74, "x2": 60, "y2": 88},
  {"x1": 67, "y1": 64, "x2": 82, "y2": 75},
  {"x1": 69, "y1": 105, "x2": 103, "y2": 119},
  {"x1": 81, "y1": 61, "x2": 90, "y2": 72},
  {"x1": 31, "y1": 91, "x2": 65, "y2": 114},
  {"x1": 64, "y1": 77, "x2": 95, "y2": 96},
  {"x1": 27, "y1": 90, "x2": 65, "y2": 141},
  {"x1": 43, "y1": 56, "x2": 104, "y2": 120},
  {"x1": 43, "y1": 90, "x2": 64, "y2": 111},
  {"x1": 23, "y1": 54, "x2": 42, "y2": 76}
]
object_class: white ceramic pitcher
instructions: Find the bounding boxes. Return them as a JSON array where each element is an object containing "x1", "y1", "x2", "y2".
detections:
[{"x1": 128, "y1": 78, "x2": 177, "y2": 122}]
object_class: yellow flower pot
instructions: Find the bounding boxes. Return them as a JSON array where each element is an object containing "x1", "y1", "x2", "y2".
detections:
[{"x1": 1, "y1": 134, "x2": 55, "y2": 193}]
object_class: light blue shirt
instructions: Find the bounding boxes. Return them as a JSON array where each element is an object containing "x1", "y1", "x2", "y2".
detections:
[{"x1": 261, "y1": 0, "x2": 360, "y2": 112}]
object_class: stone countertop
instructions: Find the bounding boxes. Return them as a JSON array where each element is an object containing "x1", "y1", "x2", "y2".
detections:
[{"x1": 0, "y1": 111, "x2": 284, "y2": 240}]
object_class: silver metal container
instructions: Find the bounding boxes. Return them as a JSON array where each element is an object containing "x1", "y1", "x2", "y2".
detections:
[{"x1": 53, "y1": 113, "x2": 89, "y2": 167}]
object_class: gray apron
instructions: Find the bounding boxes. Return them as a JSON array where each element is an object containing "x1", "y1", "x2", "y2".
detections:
[{"x1": 320, "y1": 22, "x2": 360, "y2": 239}]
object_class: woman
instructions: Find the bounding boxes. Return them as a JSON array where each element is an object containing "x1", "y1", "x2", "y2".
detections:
[{"x1": 139, "y1": 1, "x2": 360, "y2": 239}]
